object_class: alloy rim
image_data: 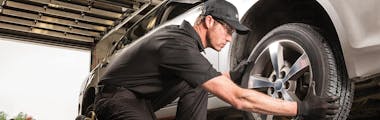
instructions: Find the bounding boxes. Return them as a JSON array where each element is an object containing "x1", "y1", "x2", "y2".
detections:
[{"x1": 248, "y1": 40, "x2": 313, "y2": 120}]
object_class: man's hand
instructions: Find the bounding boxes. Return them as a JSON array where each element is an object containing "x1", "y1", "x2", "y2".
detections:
[
  {"x1": 229, "y1": 59, "x2": 250, "y2": 81},
  {"x1": 297, "y1": 81, "x2": 339, "y2": 120}
]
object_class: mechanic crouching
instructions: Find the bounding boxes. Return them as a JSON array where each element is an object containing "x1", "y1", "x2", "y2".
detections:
[{"x1": 94, "y1": 0, "x2": 339, "y2": 119}]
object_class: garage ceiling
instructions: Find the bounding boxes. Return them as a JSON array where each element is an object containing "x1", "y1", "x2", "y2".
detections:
[{"x1": 0, "y1": 0, "x2": 163, "y2": 48}]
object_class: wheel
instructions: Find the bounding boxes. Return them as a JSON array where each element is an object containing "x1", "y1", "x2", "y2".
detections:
[{"x1": 241, "y1": 23, "x2": 353, "y2": 120}]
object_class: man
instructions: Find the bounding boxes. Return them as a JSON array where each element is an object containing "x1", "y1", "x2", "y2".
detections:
[{"x1": 94, "y1": 0, "x2": 339, "y2": 120}]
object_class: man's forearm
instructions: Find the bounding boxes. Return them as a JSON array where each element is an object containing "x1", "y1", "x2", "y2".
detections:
[
  {"x1": 238, "y1": 89, "x2": 297, "y2": 116},
  {"x1": 203, "y1": 74, "x2": 297, "y2": 116}
]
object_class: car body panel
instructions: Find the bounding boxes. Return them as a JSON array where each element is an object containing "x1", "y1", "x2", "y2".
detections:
[
  {"x1": 78, "y1": 0, "x2": 204, "y2": 115},
  {"x1": 78, "y1": 0, "x2": 380, "y2": 118},
  {"x1": 316, "y1": 0, "x2": 380, "y2": 80}
]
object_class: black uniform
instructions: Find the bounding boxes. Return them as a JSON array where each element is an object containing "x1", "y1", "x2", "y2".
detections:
[{"x1": 95, "y1": 21, "x2": 221, "y2": 120}]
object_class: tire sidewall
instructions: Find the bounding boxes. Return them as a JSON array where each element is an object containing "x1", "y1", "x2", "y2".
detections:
[
  {"x1": 242, "y1": 23, "x2": 332, "y2": 95},
  {"x1": 241, "y1": 23, "x2": 341, "y2": 120}
]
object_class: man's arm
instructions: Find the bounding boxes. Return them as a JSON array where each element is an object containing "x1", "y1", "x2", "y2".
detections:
[{"x1": 202, "y1": 73, "x2": 297, "y2": 116}]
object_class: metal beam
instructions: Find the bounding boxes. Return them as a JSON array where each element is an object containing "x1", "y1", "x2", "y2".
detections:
[
  {"x1": 100, "y1": 2, "x2": 151, "y2": 40},
  {"x1": 0, "y1": 33, "x2": 91, "y2": 50},
  {"x1": 0, "y1": 22, "x2": 94, "y2": 43},
  {"x1": 93, "y1": 0, "x2": 134, "y2": 10},
  {"x1": 26, "y1": 0, "x2": 123, "y2": 19},
  {"x1": 130, "y1": 14, "x2": 143, "y2": 23},
  {"x1": 2, "y1": 8, "x2": 107, "y2": 31},
  {"x1": 5, "y1": 1, "x2": 114, "y2": 26},
  {"x1": 151, "y1": 0, "x2": 163, "y2": 6},
  {"x1": 0, "y1": 15, "x2": 100, "y2": 37},
  {"x1": 91, "y1": 0, "x2": 129, "y2": 13},
  {"x1": 0, "y1": 0, "x2": 164, "y2": 48}
]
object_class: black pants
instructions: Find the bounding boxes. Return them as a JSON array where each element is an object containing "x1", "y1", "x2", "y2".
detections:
[{"x1": 95, "y1": 81, "x2": 208, "y2": 120}]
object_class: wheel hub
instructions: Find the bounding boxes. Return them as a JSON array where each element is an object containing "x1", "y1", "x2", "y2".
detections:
[{"x1": 274, "y1": 80, "x2": 283, "y2": 91}]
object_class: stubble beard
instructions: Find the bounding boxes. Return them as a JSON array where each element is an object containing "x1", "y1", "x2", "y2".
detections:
[{"x1": 205, "y1": 31, "x2": 221, "y2": 51}]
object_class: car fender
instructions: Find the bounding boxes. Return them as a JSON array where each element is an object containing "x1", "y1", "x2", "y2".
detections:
[{"x1": 317, "y1": 0, "x2": 380, "y2": 80}]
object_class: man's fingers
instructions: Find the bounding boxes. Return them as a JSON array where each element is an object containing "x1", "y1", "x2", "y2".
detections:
[
  {"x1": 325, "y1": 102, "x2": 339, "y2": 116},
  {"x1": 325, "y1": 115, "x2": 336, "y2": 120},
  {"x1": 327, "y1": 103, "x2": 340, "y2": 110},
  {"x1": 326, "y1": 109, "x2": 339, "y2": 115},
  {"x1": 326, "y1": 96, "x2": 339, "y2": 102}
]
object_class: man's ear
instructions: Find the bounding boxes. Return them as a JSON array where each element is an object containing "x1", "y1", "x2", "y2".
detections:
[{"x1": 204, "y1": 15, "x2": 215, "y2": 29}]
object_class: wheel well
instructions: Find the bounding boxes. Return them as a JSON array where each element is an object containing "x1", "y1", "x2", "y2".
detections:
[
  {"x1": 233, "y1": 0, "x2": 347, "y2": 76},
  {"x1": 81, "y1": 87, "x2": 96, "y2": 115}
]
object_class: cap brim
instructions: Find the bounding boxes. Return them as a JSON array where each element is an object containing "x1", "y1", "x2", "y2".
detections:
[{"x1": 224, "y1": 19, "x2": 250, "y2": 34}]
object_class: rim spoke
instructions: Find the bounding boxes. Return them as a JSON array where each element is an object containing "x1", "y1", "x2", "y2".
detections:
[
  {"x1": 287, "y1": 81, "x2": 297, "y2": 92},
  {"x1": 269, "y1": 42, "x2": 285, "y2": 78},
  {"x1": 284, "y1": 53, "x2": 309, "y2": 82},
  {"x1": 267, "y1": 115, "x2": 274, "y2": 120},
  {"x1": 254, "y1": 113, "x2": 273, "y2": 120},
  {"x1": 248, "y1": 75, "x2": 274, "y2": 89},
  {"x1": 281, "y1": 89, "x2": 300, "y2": 102},
  {"x1": 272, "y1": 91, "x2": 278, "y2": 98},
  {"x1": 260, "y1": 114, "x2": 267, "y2": 120}
]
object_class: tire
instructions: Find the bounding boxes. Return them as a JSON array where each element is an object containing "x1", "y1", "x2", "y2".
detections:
[
  {"x1": 75, "y1": 115, "x2": 91, "y2": 120},
  {"x1": 240, "y1": 23, "x2": 353, "y2": 120}
]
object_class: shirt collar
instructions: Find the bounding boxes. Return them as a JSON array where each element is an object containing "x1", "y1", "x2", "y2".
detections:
[{"x1": 180, "y1": 20, "x2": 205, "y2": 52}]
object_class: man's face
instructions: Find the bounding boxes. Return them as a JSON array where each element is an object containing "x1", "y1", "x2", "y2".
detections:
[{"x1": 206, "y1": 18, "x2": 235, "y2": 51}]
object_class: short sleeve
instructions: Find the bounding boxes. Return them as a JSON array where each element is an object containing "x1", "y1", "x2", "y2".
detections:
[{"x1": 159, "y1": 40, "x2": 221, "y2": 87}]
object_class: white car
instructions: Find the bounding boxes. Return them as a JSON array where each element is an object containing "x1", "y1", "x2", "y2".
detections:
[{"x1": 78, "y1": 0, "x2": 380, "y2": 120}]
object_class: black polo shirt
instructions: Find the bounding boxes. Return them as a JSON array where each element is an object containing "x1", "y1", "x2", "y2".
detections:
[{"x1": 99, "y1": 21, "x2": 221, "y2": 96}]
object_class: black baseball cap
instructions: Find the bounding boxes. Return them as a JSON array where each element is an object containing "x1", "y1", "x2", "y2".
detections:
[{"x1": 202, "y1": 0, "x2": 250, "y2": 33}]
